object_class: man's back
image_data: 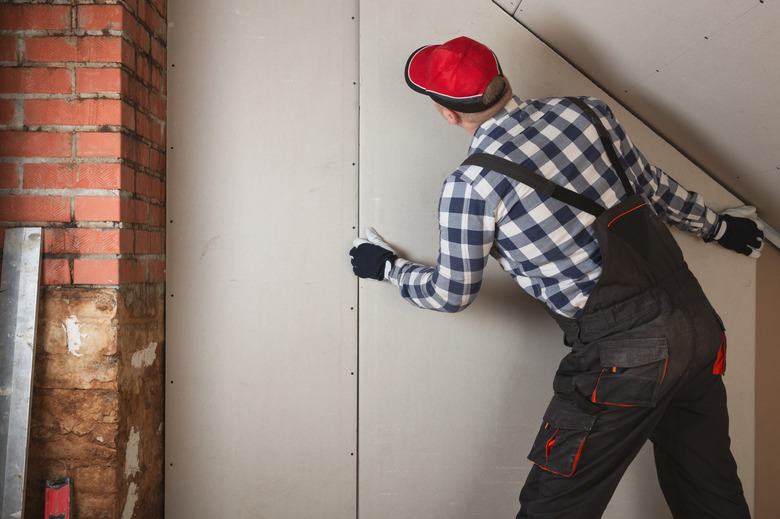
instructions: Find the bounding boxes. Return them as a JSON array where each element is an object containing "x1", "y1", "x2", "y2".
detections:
[{"x1": 390, "y1": 96, "x2": 717, "y2": 318}]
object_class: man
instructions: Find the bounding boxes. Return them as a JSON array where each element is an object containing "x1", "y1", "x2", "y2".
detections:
[{"x1": 349, "y1": 36, "x2": 762, "y2": 518}]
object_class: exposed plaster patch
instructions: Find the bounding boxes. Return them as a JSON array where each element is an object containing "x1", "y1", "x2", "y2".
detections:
[
  {"x1": 121, "y1": 482, "x2": 138, "y2": 519},
  {"x1": 131, "y1": 342, "x2": 158, "y2": 368},
  {"x1": 62, "y1": 315, "x2": 87, "y2": 357},
  {"x1": 125, "y1": 427, "x2": 140, "y2": 478}
]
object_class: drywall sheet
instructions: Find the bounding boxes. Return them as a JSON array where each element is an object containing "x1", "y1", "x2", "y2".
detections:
[
  {"x1": 165, "y1": 0, "x2": 359, "y2": 517},
  {"x1": 358, "y1": 1, "x2": 755, "y2": 517},
  {"x1": 503, "y1": 0, "x2": 780, "y2": 234}
]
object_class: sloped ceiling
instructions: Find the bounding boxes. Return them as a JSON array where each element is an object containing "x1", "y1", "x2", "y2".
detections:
[{"x1": 494, "y1": 0, "x2": 780, "y2": 241}]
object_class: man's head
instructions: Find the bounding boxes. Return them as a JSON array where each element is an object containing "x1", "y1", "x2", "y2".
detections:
[{"x1": 404, "y1": 36, "x2": 511, "y2": 133}]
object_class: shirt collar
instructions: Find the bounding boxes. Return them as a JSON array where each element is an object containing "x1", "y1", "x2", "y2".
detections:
[{"x1": 470, "y1": 95, "x2": 522, "y2": 150}]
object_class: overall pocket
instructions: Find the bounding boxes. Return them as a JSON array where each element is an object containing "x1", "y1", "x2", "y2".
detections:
[
  {"x1": 528, "y1": 395, "x2": 596, "y2": 477},
  {"x1": 588, "y1": 337, "x2": 669, "y2": 407}
]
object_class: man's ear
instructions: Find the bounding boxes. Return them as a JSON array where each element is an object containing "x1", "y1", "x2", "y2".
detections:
[
  {"x1": 432, "y1": 100, "x2": 461, "y2": 126},
  {"x1": 442, "y1": 107, "x2": 460, "y2": 126}
]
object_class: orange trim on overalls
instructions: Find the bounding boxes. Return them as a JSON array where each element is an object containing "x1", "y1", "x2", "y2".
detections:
[
  {"x1": 713, "y1": 328, "x2": 727, "y2": 375},
  {"x1": 590, "y1": 359, "x2": 669, "y2": 407},
  {"x1": 535, "y1": 430, "x2": 590, "y2": 477},
  {"x1": 545, "y1": 429, "x2": 558, "y2": 458},
  {"x1": 607, "y1": 202, "x2": 648, "y2": 227}
]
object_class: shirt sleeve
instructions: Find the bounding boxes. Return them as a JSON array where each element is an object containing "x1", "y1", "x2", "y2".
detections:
[
  {"x1": 599, "y1": 101, "x2": 720, "y2": 238},
  {"x1": 386, "y1": 175, "x2": 496, "y2": 312}
]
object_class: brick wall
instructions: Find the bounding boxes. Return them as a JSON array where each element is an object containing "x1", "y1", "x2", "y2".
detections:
[{"x1": 0, "y1": 1, "x2": 166, "y2": 517}]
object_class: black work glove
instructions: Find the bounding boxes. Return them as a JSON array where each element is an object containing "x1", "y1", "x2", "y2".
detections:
[
  {"x1": 705, "y1": 206, "x2": 764, "y2": 258},
  {"x1": 350, "y1": 227, "x2": 398, "y2": 280}
]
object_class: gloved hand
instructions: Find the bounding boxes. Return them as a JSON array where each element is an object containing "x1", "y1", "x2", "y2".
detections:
[
  {"x1": 350, "y1": 227, "x2": 398, "y2": 280},
  {"x1": 705, "y1": 206, "x2": 765, "y2": 258}
]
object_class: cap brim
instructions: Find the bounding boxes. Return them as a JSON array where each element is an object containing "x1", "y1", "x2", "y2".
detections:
[{"x1": 404, "y1": 45, "x2": 436, "y2": 95}]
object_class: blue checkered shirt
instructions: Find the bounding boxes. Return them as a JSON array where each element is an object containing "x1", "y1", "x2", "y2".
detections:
[{"x1": 387, "y1": 96, "x2": 719, "y2": 318}]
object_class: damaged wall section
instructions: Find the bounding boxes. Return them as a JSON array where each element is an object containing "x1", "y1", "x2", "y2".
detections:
[{"x1": 31, "y1": 287, "x2": 164, "y2": 518}]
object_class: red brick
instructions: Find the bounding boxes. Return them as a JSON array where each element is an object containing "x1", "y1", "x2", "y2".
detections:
[
  {"x1": 131, "y1": 199, "x2": 149, "y2": 224},
  {"x1": 42, "y1": 259, "x2": 71, "y2": 285},
  {"x1": 126, "y1": 76, "x2": 148, "y2": 108},
  {"x1": 149, "y1": 91, "x2": 165, "y2": 120},
  {"x1": 0, "y1": 132, "x2": 72, "y2": 158},
  {"x1": 135, "y1": 172, "x2": 161, "y2": 200},
  {"x1": 75, "y1": 67, "x2": 123, "y2": 94},
  {"x1": 150, "y1": 37, "x2": 165, "y2": 68},
  {"x1": 122, "y1": 102, "x2": 135, "y2": 131},
  {"x1": 25, "y1": 99, "x2": 123, "y2": 126},
  {"x1": 149, "y1": 230, "x2": 164, "y2": 253},
  {"x1": 147, "y1": 260, "x2": 165, "y2": 282},
  {"x1": 124, "y1": 15, "x2": 150, "y2": 53},
  {"x1": 149, "y1": 147, "x2": 165, "y2": 175},
  {"x1": 130, "y1": 258, "x2": 147, "y2": 282},
  {"x1": 124, "y1": 0, "x2": 139, "y2": 14},
  {"x1": 0, "y1": 195, "x2": 70, "y2": 222},
  {"x1": 0, "y1": 5, "x2": 71, "y2": 31},
  {"x1": 0, "y1": 99, "x2": 15, "y2": 125},
  {"x1": 82, "y1": 37, "x2": 128, "y2": 64},
  {"x1": 0, "y1": 68, "x2": 72, "y2": 94},
  {"x1": 121, "y1": 228, "x2": 135, "y2": 252},
  {"x1": 77, "y1": 163, "x2": 134, "y2": 190},
  {"x1": 149, "y1": 0, "x2": 167, "y2": 19},
  {"x1": 77, "y1": 5, "x2": 124, "y2": 31},
  {"x1": 77, "y1": 132, "x2": 122, "y2": 158},
  {"x1": 26, "y1": 37, "x2": 128, "y2": 65},
  {"x1": 135, "y1": 111, "x2": 151, "y2": 140},
  {"x1": 136, "y1": 54, "x2": 153, "y2": 85},
  {"x1": 27, "y1": 163, "x2": 131, "y2": 191},
  {"x1": 122, "y1": 38, "x2": 136, "y2": 67},
  {"x1": 25, "y1": 37, "x2": 78, "y2": 63},
  {"x1": 44, "y1": 228, "x2": 130, "y2": 254},
  {"x1": 73, "y1": 258, "x2": 145, "y2": 284},
  {"x1": 73, "y1": 259, "x2": 123, "y2": 284},
  {"x1": 135, "y1": 230, "x2": 164, "y2": 254},
  {"x1": 23, "y1": 163, "x2": 76, "y2": 189},
  {"x1": 142, "y1": 2, "x2": 166, "y2": 42},
  {"x1": 149, "y1": 64, "x2": 163, "y2": 93},
  {"x1": 124, "y1": 137, "x2": 149, "y2": 168},
  {"x1": 149, "y1": 204, "x2": 165, "y2": 227},
  {"x1": 137, "y1": 1, "x2": 148, "y2": 31},
  {"x1": 134, "y1": 230, "x2": 150, "y2": 253},
  {"x1": 74, "y1": 196, "x2": 125, "y2": 222},
  {"x1": 0, "y1": 163, "x2": 19, "y2": 188},
  {"x1": 137, "y1": 140, "x2": 151, "y2": 168},
  {"x1": 0, "y1": 36, "x2": 18, "y2": 62}
]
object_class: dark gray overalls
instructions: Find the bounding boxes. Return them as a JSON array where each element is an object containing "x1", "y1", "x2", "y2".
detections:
[{"x1": 464, "y1": 98, "x2": 751, "y2": 518}]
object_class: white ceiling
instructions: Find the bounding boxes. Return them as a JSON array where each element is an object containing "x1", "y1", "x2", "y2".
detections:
[{"x1": 493, "y1": 0, "x2": 780, "y2": 239}]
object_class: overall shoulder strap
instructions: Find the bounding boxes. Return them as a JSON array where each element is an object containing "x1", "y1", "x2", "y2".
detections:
[
  {"x1": 461, "y1": 153, "x2": 606, "y2": 217},
  {"x1": 564, "y1": 97, "x2": 635, "y2": 197}
]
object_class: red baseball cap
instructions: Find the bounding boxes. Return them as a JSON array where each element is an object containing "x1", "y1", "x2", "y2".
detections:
[{"x1": 405, "y1": 36, "x2": 504, "y2": 113}]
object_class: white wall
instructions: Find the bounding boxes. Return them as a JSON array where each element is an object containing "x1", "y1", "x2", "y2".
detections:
[{"x1": 166, "y1": 1, "x2": 755, "y2": 517}]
